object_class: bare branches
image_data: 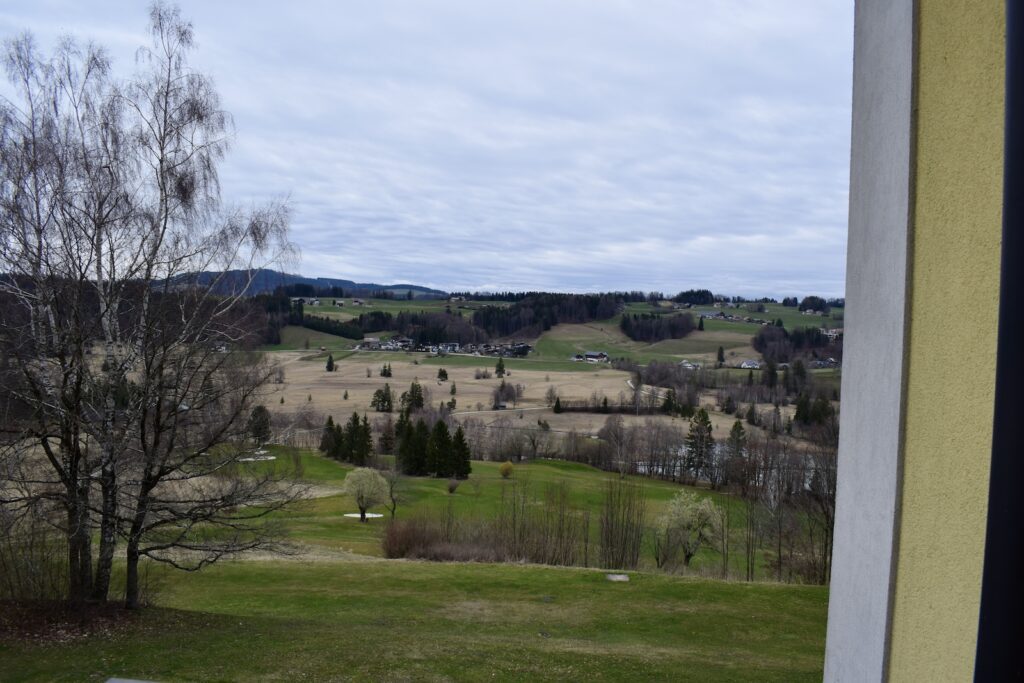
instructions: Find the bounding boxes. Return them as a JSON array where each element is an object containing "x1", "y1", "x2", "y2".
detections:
[{"x1": 0, "y1": 5, "x2": 295, "y2": 607}]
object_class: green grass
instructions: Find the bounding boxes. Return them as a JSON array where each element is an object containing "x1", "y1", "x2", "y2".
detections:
[
  {"x1": 253, "y1": 454, "x2": 775, "y2": 577},
  {"x1": 261, "y1": 325, "x2": 358, "y2": 352},
  {"x1": 0, "y1": 453, "x2": 828, "y2": 681},
  {"x1": 0, "y1": 561, "x2": 827, "y2": 682}
]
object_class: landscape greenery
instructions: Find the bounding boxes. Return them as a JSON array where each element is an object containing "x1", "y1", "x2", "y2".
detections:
[{"x1": 0, "y1": 5, "x2": 843, "y2": 682}]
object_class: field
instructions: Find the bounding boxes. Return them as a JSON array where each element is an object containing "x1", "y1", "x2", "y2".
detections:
[
  {"x1": 0, "y1": 298, "x2": 836, "y2": 681},
  {"x1": 267, "y1": 349, "x2": 794, "y2": 441},
  {"x1": 252, "y1": 454, "x2": 775, "y2": 575},
  {"x1": 0, "y1": 453, "x2": 829, "y2": 681},
  {"x1": 0, "y1": 560, "x2": 827, "y2": 682}
]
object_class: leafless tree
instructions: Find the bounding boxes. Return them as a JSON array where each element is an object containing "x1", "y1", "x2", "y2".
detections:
[{"x1": 0, "y1": 4, "x2": 300, "y2": 608}]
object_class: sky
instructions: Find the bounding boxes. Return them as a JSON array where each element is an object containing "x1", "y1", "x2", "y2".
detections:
[{"x1": 0, "y1": 1, "x2": 854, "y2": 297}]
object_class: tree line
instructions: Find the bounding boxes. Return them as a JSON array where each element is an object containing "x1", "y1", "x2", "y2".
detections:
[{"x1": 619, "y1": 312, "x2": 697, "y2": 342}]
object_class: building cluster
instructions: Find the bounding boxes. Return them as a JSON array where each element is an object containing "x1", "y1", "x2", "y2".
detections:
[
  {"x1": 356, "y1": 337, "x2": 533, "y2": 358},
  {"x1": 571, "y1": 351, "x2": 610, "y2": 363}
]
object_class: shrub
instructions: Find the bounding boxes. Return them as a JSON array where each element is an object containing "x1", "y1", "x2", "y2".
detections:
[
  {"x1": 499, "y1": 461, "x2": 514, "y2": 479},
  {"x1": 447, "y1": 478, "x2": 459, "y2": 494}
]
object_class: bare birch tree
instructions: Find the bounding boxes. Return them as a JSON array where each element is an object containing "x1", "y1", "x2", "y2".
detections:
[{"x1": 0, "y1": 3, "x2": 301, "y2": 609}]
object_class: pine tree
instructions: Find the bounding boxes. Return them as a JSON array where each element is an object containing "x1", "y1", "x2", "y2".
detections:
[
  {"x1": 318, "y1": 415, "x2": 337, "y2": 455},
  {"x1": 358, "y1": 415, "x2": 374, "y2": 464},
  {"x1": 698, "y1": 316, "x2": 705, "y2": 331},
  {"x1": 717, "y1": 346, "x2": 725, "y2": 365},
  {"x1": 396, "y1": 418, "x2": 415, "y2": 475},
  {"x1": 794, "y1": 393, "x2": 811, "y2": 424},
  {"x1": 495, "y1": 357, "x2": 505, "y2": 377},
  {"x1": 761, "y1": 361, "x2": 778, "y2": 389},
  {"x1": 450, "y1": 382, "x2": 456, "y2": 395},
  {"x1": 325, "y1": 353, "x2": 334, "y2": 372},
  {"x1": 745, "y1": 402, "x2": 759, "y2": 426},
  {"x1": 661, "y1": 388, "x2": 677, "y2": 414},
  {"x1": 412, "y1": 419, "x2": 431, "y2": 475},
  {"x1": 427, "y1": 420, "x2": 452, "y2": 477},
  {"x1": 553, "y1": 396, "x2": 563, "y2": 413},
  {"x1": 685, "y1": 408, "x2": 715, "y2": 483},
  {"x1": 747, "y1": 370, "x2": 754, "y2": 386},
  {"x1": 437, "y1": 368, "x2": 448, "y2": 381},
  {"x1": 727, "y1": 420, "x2": 746, "y2": 459},
  {"x1": 371, "y1": 383, "x2": 393, "y2": 412},
  {"x1": 723, "y1": 395, "x2": 736, "y2": 414},
  {"x1": 452, "y1": 426, "x2": 472, "y2": 479},
  {"x1": 247, "y1": 405, "x2": 271, "y2": 445},
  {"x1": 378, "y1": 416, "x2": 395, "y2": 455},
  {"x1": 400, "y1": 380, "x2": 425, "y2": 413}
]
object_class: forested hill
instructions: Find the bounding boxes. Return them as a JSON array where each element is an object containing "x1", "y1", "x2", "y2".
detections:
[{"x1": 186, "y1": 269, "x2": 447, "y2": 298}]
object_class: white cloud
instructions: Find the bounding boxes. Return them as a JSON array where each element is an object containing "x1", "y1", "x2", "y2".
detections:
[{"x1": 0, "y1": 0, "x2": 854, "y2": 297}]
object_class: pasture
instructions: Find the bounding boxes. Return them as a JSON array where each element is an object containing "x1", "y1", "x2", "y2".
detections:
[{"x1": 0, "y1": 559, "x2": 827, "y2": 682}]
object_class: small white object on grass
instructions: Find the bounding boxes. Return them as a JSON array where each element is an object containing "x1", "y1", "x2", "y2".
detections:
[
  {"x1": 343, "y1": 513, "x2": 384, "y2": 519},
  {"x1": 606, "y1": 573, "x2": 630, "y2": 582}
]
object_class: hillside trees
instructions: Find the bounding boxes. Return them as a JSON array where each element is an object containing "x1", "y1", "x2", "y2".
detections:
[{"x1": 0, "y1": 5, "x2": 299, "y2": 608}]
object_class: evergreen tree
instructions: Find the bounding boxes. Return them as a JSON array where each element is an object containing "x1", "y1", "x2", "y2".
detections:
[
  {"x1": 762, "y1": 361, "x2": 778, "y2": 389},
  {"x1": 661, "y1": 388, "x2": 678, "y2": 414},
  {"x1": 717, "y1": 346, "x2": 725, "y2": 365},
  {"x1": 745, "y1": 402, "x2": 759, "y2": 426},
  {"x1": 450, "y1": 382, "x2": 457, "y2": 395},
  {"x1": 723, "y1": 395, "x2": 737, "y2": 415},
  {"x1": 685, "y1": 408, "x2": 715, "y2": 483},
  {"x1": 495, "y1": 357, "x2": 506, "y2": 377},
  {"x1": 601, "y1": 396, "x2": 609, "y2": 413},
  {"x1": 400, "y1": 380, "x2": 425, "y2": 413},
  {"x1": 371, "y1": 383, "x2": 394, "y2": 412},
  {"x1": 727, "y1": 420, "x2": 747, "y2": 459},
  {"x1": 357, "y1": 415, "x2": 374, "y2": 464},
  {"x1": 452, "y1": 426, "x2": 472, "y2": 479},
  {"x1": 794, "y1": 393, "x2": 811, "y2": 424},
  {"x1": 343, "y1": 390, "x2": 348, "y2": 400},
  {"x1": 318, "y1": 415, "x2": 337, "y2": 455},
  {"x1": 396, "y1": 418, "x2": 416, "y2": 475},
  {"x1": 553, "y1": 396, "x2": 563, "y2": 413},
  {"x1": 437, "y1": 367, "x2": 448, "y2": 381},
  {"x1": 747, "y1": 370, "x2": 754, "y2": 386},
  {"x1": 378, "y1": 416, "x2": 395, "y2": 455},
  {"x1": 698, "y1": 316, "x2": 705, "y2": 331},
  {"x1": 427, "y1": 420, "x2": 452, "y2": 477},
  {"x1": 412, "y1": 419, "x2": 431, "y2": 475},
  {"x1": 325, "y1": 353, "x2": 335, "y2": 372},
  {"x1": 247, "y1": 405, "x2": 272, "y2": 445}
]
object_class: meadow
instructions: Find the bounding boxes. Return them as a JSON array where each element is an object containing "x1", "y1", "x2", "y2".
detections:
[
  {"x1": 1, "y1": 560, "x2": 827, "y2": 682},
  {"x1": 0, "y1": 452, "x2": 829, "y2": 682}
]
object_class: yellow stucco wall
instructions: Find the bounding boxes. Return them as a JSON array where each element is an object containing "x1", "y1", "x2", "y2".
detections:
[{"x1": 887, "y1": 1, "x2": 1005, "y2": 679}]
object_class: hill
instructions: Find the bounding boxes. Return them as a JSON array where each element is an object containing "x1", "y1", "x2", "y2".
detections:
[{"x1": 188, "y1": 269, "x2": 447, "y2": 298}]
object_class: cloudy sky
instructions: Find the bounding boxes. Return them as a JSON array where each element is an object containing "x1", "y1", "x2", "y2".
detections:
[{"x1": 0, "y1": 1, "x2": 853, "y2": 297}]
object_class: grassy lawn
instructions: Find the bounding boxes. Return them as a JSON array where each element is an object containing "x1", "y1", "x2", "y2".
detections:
[
  {"x1": 262, "y1": 325, "x2": 359, "y2": 352},
  {"x1": 0, "y1": 560, "x2": 827, "y2": 682},
  {"x1": 252, "y1": 451, "x2": 778, "y2": 578}
]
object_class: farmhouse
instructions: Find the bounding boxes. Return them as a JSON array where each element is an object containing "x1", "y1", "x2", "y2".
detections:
[
  {"x1": 583, "y1": 351, "x2": 609, "y2": 363},
  {"x1": 739, "y1": 359, "x2": 761, "y2": 370}
]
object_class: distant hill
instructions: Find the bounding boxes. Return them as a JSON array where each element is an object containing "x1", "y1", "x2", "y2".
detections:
[{"x1": 189, "y1": 269, "x2": 447, "y2": 298}]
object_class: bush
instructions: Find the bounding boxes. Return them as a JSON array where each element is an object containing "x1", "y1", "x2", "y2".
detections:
[
  {"x1": 499, "y1": 461, "x2": 514, "y2": 479},
  {"x1": 447, "y1": 478, "x2": 459, "y2": 494}
]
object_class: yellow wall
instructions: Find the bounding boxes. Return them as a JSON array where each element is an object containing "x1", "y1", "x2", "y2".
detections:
[{"x1": 888, "y1": 1, "x2": 1005, "y2": 679}]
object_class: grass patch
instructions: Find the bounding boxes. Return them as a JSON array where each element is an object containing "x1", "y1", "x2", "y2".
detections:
[{"x1": 0, "y1": 560, "x2": 827, "y2": 682}]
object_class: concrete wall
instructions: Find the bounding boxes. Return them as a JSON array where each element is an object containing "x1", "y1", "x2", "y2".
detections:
[
  {"x1": 825, "y1": 2, "x2": 1005, "y2": 680},
  {"x1": 887, "y1": 2, "x2": 1005, "y2": 679},
  {"x1": 824, "y1": 1, "x2": 914, "y2": 679}
]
